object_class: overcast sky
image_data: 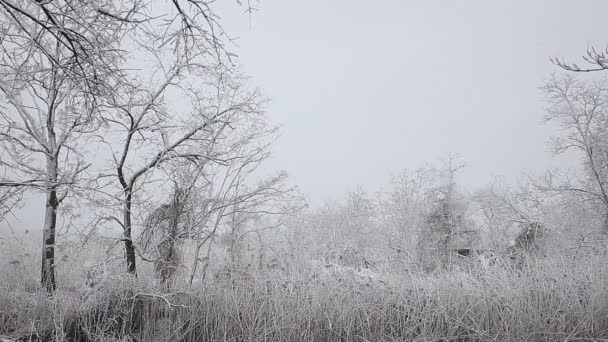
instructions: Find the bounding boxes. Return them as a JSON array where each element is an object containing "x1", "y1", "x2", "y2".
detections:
[
  {"x1": 213, "y1": 0, "x2": 608, "y2": 203},
  {"x1": 4, "y1": 1, "x2": 608, "y2": 233}
]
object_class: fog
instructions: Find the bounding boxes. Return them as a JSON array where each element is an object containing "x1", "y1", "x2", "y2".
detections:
[
  {"x1": 216, "y1": 0, "x2": 606, "y2": 202},
  {"x1": 3, "y1": 2, "x2": 608, "y2": 341},
  {"x1": 5, "y1": 1, "x2": 608, "y2": 231}
]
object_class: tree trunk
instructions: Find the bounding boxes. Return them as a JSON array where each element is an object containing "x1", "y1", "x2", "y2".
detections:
[
  {"x1": 123, "y1": 190, "x2": 137, "y2": 275},
  {"x1": 190, "y1": 208, "x2": 224, "y2": 283},
  {"x1": 201, "y1": 242, "x2": 212, "y2": 281},
  {"x1": 156, "y1": 238, "x2": 177, "y2": 288},
  {"x1": 190, "y1": 238, "x2": 213, "y2": 284},
  {"x1": 41, "y1": 156, "x2": 58, "y2": 293},
  {"x1": 604, "y1": 208, "x2": 608, "y2": 232},
  {"x1": 41, "y1": 188, "x2": 58, "y2": 293}
]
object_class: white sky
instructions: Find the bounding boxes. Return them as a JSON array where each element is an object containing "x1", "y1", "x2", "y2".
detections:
[{"x1": 216, "y1": 0, "x2": 608, "y2": 203}]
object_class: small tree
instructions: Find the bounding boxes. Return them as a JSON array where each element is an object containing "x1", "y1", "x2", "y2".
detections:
[
  {"x1": 140, "y1": 182, "x2": 190, "y2": 288},
  {"x1": 416, "y1": 155, "x2": 469, "y2": 271},
  {"x1": 474, "y1": 176, "x2": 552, "y2": 263},
  {"x1": 378, "y1": 168, "x2": 436, "y2": 267}
]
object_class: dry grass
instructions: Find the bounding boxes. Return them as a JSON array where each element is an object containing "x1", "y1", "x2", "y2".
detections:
[{"x1": 1, "y1": 238, "x2": 608, "y2": 341}]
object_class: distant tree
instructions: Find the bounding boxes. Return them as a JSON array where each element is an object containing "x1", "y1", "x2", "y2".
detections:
[
  {"x1": 222, "y1": 172, "x2": 300, "y2": 270},
  {"x1": 474, "y1": 177, "x2": 546, "y2": 237},
  {"x1": 281, "y1": 188, "x2": 377, "y2": 271},
  {"x1": 541, "y1": 75, "x2": 608, "y2": 230},
  {"x1": 185, "y1": 130, "x2": 301, "y2": 282},
  {"x1": 473, "y1": 176, "x2": 553, "y2": 263},
  {"x1": 377, "y1": 168, "x2": 435, "y2": 266},
  {"x1": 417, "y1": 154, "x2": 469, "y2": 271}
]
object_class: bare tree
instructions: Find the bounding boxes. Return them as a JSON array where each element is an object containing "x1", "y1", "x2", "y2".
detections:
[
  {"x1": 0, "y1": 0, "x2": 251, "y2": 93},
  {"x1": 0, "y1": 0, "x2": 138, "y2": 108},
  {"x1": 416, "y1": 154, "x2": 470, "y2": 270},
  {"x1": 553, "y1": 47, "x2": 608, "y2": 73},
  {"x1": 378, "y1": 168, "x2": 435, "y2": 266},
  {"x1": 222, "y1": 171, "x2": 300, "y2": 270},
  {"x1": 0, "y1": 0, "x2": 130, "y2": 291},
  {"x1": 476, "y1": 177, "x2": 547, "y2": 227},
  {"x1": 185, "y1": 127, "x2": 302, "y2": 283},
  {"x1": 41, "y1": 0, "x2": 256, "y2": 277},
  {"x1": 93, "y1": 69, "x2": 264, "y2": 275},
  {"x1": 0, "y1": 0, "x2": 248, "y2": 292},
  {"x1": 541, "y1": 74, "x2": 608, "y2": 229},
  {"x1": 473, "y1": 176, "x2": 551, "y2": 256},
  {"x1": 0, "y1": 64, "x2": 98, "y2": 293}
]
